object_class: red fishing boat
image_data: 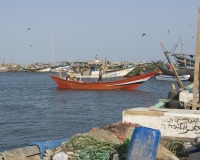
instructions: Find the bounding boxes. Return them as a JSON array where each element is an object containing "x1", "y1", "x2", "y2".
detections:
[{"x1": 50, "y1": 71, "x2": 158, "y2": 90}]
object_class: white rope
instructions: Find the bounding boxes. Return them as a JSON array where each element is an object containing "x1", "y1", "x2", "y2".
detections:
[{"x1": 0, "y1": 152, "x2": 6, "y2": 160}]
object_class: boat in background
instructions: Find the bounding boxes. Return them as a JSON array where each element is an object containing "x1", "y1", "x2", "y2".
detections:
[
  {"x1": 0, "y1": 66, "x2": 7, "y2": 72},
  {"x1": 20, "y1": 63, "x2": 51, "y2": 72},
  {"x1": 50, "y1": 70, "x2": 158, "y2": 90},
  {"x1": 124, "y1": 61, "x2": 163, "y2": 77},
  {"x1": 73, "y1": 66, "x2": 135, "y2": 78},
  {"x1": 172, "y1": 53, "x2": 195, "y2": 67},
  {"x1": 49, "y1": 65, "x2": 71, "y2": 72},
  {"x1": 156, "y1": 74, "x2": 190, "y2": 81},
  {"x1": 35, "y1": 67, "x2": 50, "y2": 72},
  {"x1": 153, "y1": 62, "x2": 194, "y2": 81},
  {"x1": 0, "y1": 58, "x2": 8, "y2": 72}
]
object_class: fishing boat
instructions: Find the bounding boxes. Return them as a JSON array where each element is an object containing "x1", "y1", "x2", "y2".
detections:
[
  {"x1": 124, "y1": 61, "x2": 163, "y2": 77},
  {"x1": 173, "y1": 53, "x2": 195, "y2": 67},
  {"x1": 35, "y1": 67, "x2": 50, "y2": 72},
  {"x1": 0, "y1": 66, "x2": 7, "y2": 72},
  {"x1": 155, "y1": 74, "x2": 190, "y2": 81},
  {"x1": 20, "y1": 63, "x2": 51, "y2": 72},
  {"x1": 50, "y1": 71, "x2": 158, "y2": 90},
  {"x1": 74, "y1": 66, "x2": 135, "y2": 78},
  {"x1": 49, "y1": 65, "x2": 71, "y2": 72},
  {"x1": 153, "y1": 62, "x2": 194, "y2": 81}
]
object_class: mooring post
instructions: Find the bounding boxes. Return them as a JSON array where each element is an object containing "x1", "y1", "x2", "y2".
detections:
[{"x1": 192, "y1": 7, "x2": 200, "y2": 110}]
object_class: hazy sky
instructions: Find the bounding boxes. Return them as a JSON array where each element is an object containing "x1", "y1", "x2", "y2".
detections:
[{"x1": 0, "y1": 1, "x2": 200, "y2": 64}]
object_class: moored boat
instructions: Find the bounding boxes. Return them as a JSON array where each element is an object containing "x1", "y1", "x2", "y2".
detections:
[
  {"x1": 124, "y1": 61, "x2": 162, "y2": 77},
  {"x1": 35, "y1": 67, "x2": 50, "y2": 72},
  {"x1": 154, "y1": 62, "x2": 194, "y2": 81},
  {"x1": 155, "y1": 74, "x2": 190, "y2": 81},
  {"x1": 20, "y1": 63, "x2": 51, "y2": 72},
  {"x1": 0, "y1": 66, "x2": 7, "y2": 72},
  {"x1": 74, "y1": 66, "x2": 135, "y2": 78},
  {"x1": 50, "y1": 71, "x2": 158, "y2": 90}
]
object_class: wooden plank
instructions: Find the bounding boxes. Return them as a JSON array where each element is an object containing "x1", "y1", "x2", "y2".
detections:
[
  {"x1": 192, "y1": 7, "x2": 200, "y2": 110},
  {"x1": 164, "y1": 50, "x2": 185, "y2": 89}
]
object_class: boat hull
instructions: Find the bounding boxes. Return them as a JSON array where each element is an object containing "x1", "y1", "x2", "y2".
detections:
[
  {"x1": 50, "y1": 71, "x2": 158, "y2": 90},
  {"x1": 35, "y1": 68, "x2": 50, "y2": 72},
  {"x1": 156, "y1": 75, "x2": 190, "y2": 81}
]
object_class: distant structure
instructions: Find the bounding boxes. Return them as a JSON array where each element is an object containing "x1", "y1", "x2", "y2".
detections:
[{"x1": 95, "y1": 55, "x2": 98, "y2": 60}]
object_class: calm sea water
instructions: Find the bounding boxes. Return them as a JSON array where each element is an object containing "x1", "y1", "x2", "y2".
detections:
[{"x1": 0, "y1": 72, "x2": 191, "y2": 152}]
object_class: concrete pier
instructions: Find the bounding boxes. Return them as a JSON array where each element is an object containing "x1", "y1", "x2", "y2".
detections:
[{"x1": 122, "y1": 107, "x2": 200, "y2": 138}]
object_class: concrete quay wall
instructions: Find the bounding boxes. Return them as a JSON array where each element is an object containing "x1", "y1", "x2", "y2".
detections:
[{"x1": 123, "y1": 107, "x2": 200, "y2": 138}]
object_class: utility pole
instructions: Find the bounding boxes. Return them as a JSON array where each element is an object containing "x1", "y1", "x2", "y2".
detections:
[{"x1": 192, "y1": 7, "x2": 200, "y2": 110}]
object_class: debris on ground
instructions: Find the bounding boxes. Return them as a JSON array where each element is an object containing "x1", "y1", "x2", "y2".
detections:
[
  {"x1": 2, "y1": 121, "x2": 200, "y2": 160},
  {"x1": 84, "y1": 121, "x2": 135, "y2": 144}
]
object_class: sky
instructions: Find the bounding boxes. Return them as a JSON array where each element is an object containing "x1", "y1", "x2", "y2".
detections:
[{"x1": 0, "y1": 1, "x2": 200, "y2": 64}]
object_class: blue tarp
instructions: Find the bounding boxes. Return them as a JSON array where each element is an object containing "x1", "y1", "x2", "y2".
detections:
[{"x1": 27, "y1": 138, "x2": 69, "y2": 159}]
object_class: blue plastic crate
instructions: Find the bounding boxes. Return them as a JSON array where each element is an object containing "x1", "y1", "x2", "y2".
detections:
[{"x1": 127, "y1": 126, "x2": 161, "y2": 160}]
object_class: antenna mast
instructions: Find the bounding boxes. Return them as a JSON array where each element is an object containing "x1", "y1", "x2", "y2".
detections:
[{"x1": 52, "y1": 28, "x2": 54, "y2": 64}]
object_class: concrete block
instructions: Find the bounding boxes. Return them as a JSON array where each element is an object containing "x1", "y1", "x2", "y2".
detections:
[
  {"x1": 179, "y1": 90, "x2": 198, "y2": 103},
  {"x1": 122, "y1": 107, "x2": 200, "y2": 138}
]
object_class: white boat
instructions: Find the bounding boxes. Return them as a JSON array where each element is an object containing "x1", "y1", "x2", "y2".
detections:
[
  {"x1": 156, "y1": 75, "x2": 190, "y2": 81},
  {"x1": 0, "y1": 66, "x2": 8, "y2": 72},
  {"x1": 35, "y1": 67, "x2": 51, "y2": 72},
  {"x1": 74, "y1": 67, "x2": 135, "y2": 78},
  {"x1": 49, "y1": 65, "x2": 71, "y2": 72}
]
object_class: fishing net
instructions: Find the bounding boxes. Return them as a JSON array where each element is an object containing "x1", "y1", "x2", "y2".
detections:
[{"x1": 64, "y1": 135, "x2": 118, "y2": 160}]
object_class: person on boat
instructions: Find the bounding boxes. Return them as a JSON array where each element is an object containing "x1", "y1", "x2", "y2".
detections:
[
  {"x1": 90, "y1": 65, "x2": 94, "y2": 75},
  {"x1": 70, "y1": 74, "x2": 75, "y2": 81},
  {"x1": 98, "y1": 68, "x2": 103, "y2": 82},
  {"x1": 67, "y1": 69, "x2": 75, "y2": 81},
  {"x1": 80, "y1": 68, "x2": 84, "y2": 76},
  {"x1": 139, "y1": 70, "x2": 144, "y2": 75},
  {"x1": 58, "y1": 70, "x2": 62, "y2": 78},
  {"x1": 143, "y1": 68, "x2": 147, "y2": 74},
  {"x1": 66, "y1": 74, "x2": 70, "y2": 80}
]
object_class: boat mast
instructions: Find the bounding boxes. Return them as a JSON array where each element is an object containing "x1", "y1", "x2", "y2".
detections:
[
  {"x1": 192, "y1": 7, "x2": 200, "y2": 110},
  {"x1": 51, "y1": 27, "x2": 54, "y2": 64},
  {"x1": 180, "y1": 36, "x2": 184, "y2": 55},
  {"x1": 160, "y1": 42, "x2": 185, "y2": 89}
]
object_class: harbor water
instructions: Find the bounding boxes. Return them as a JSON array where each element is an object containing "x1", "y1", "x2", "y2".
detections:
[{"x1": 0, "y1": 72, "x2": 191, "y2": 152}]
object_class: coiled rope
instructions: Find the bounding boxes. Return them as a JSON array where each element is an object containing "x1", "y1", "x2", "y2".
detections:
[
  {"x1": 116, "y1": 138, "x2": 130, "y2": 159},
  {"x1": 65, "y1": 135, "x2": 117, "y2": 160},
  {"x1": 169, "y1": 140, "x2": 188, "y2": 157}
]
